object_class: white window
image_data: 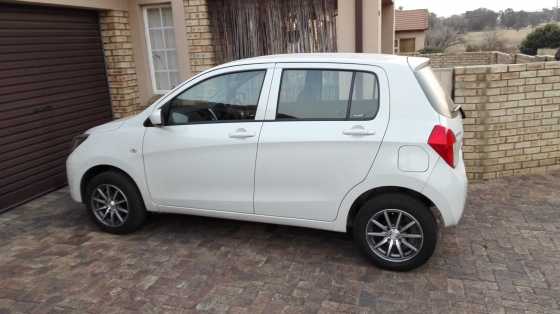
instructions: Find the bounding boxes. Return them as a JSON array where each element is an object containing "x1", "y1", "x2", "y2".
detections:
[{"x1": 144, "y1": 5, "x2": 180, "y2": 94}]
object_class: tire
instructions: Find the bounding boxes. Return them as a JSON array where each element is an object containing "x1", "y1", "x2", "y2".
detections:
[
  {"x1": 84, "y1": 171, "x2": 147, "y2": 234},
  {"x1": 353, "y1": 193, "x2": 437, "y2": 271}
]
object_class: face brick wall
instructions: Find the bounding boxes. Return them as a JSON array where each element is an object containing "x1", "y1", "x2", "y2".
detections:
[
  {"x1": 455, "y1": 62, "x2": 560, "y2": 180},
  {"x1": 99, "y1": 10, "x2": 141, "y2": 118},
  {"x1": 183, "y1": 0, "x2": 217, "y2": 74}
]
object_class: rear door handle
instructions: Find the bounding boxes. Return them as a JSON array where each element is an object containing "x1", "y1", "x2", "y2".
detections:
[
  {"x1": 343, "y1": 127, "x2": 375, "y2": 136},
  {"x1": 229, "y1": 128, "x2": 256, "y2": 139}
]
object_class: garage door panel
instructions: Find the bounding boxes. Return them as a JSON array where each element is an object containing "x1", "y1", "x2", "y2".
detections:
[
  {"x1": 0, "y1": 3, "x2": 113, "y2": 212},
  {"x1": 0, "y1": 164, "x2": 67, "y2": 197},
  {"x1": 0, "y1": 120, "x2": 106, "y2": 162},
  {"x1": 0, "y1": 68, "x2": 107, "y2": 90},
  {"x1": 0, "y1": 74, "x2": 108, "y2": 99},
  {"x1": 0, "y1": 43, "x2": 102, "y2": 54},
  {"x1": 0, "y1": 5, "x2": 98, "y2": 22},
  {"x1": 0, "y1": 55, "x2": 105, "y2": 71},
  {"x1": 1, "y1": 149, "x2": 69, "y2": 182},
  {"x1": 0, "y1": 20, "x2": 100, "y2": 30},
  {"x1": 1, "y1": 96, "x2": 110, "y2": 127},
  {"x1": 0, "y1": 49, "x2": 104, "y2": 63},
  {"x1": 0, "y1": 79, "x2": 110, "y2": 110},
  {"x1": 0, "y1": 101, "x2": 111, "y2": 142},
  {"x1": 0, "y1": 173, "x2": 66, "y2": 212},
  {"x1": 0, "y1": 108, "x2": 112, "y2": 146}
]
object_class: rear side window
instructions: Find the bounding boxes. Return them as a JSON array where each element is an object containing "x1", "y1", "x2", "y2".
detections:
[
  {"x1": 276, "y1": 69, "x2": 379, "y2": 120},
  {"x1": 415, "y1": 65, "x2": 458, "y2": 118}
]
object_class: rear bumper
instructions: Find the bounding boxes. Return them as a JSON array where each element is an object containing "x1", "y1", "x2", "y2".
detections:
[{"x1": 422, "y1": 157, "x2": 468, "y2": 226}]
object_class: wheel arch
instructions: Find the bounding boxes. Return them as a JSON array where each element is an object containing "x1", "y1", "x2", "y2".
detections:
[
  {"x1": 346, "y1": 186, "x2": 442, "y2": 231},
  {"x1": 80, "y1": 165, "x2": 141, "y2": 204}
]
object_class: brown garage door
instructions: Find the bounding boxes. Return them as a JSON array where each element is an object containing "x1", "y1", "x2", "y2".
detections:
[{"x1": 0, "y1": 3, "x2": 113, "y2": 212}]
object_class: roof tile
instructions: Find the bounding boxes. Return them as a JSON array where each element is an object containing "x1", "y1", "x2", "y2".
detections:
[{"x1": 395, "y1": 9, "x2": 429, "y2": 32}]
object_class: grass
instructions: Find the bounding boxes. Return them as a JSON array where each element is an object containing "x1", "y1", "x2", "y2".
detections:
[{"x1": 446, "y1": 26, "x2": 536, "y2": 53}]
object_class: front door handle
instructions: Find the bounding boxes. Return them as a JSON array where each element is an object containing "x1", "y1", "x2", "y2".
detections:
[
  {"x1": 229, "y1": 128, "x2": 256, "y2": 139},
  {"x1": 343, "y1": 126, "x2": 375, "y2": 136}
]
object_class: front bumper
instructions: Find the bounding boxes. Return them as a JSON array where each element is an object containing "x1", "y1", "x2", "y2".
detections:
[{"x1": 66, "y1": 152, "x2": 83, "y2": 203}]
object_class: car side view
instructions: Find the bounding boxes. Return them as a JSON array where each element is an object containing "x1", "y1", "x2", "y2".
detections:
[{"x1": 66, "y1": 53, "x2": 467, "y2": 271}]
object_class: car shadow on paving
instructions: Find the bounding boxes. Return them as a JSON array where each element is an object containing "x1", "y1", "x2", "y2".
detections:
[{"x1": 0, "y1": 172, "x2": 559, "y2": 314}]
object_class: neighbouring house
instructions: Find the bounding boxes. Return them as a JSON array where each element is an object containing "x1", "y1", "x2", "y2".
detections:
[
  {"x1": 395, "y1": 9, "x2": 428, "y2": 53},
  {"x1": 0, "y1": 0, "x2": 395, "y2": 211}
]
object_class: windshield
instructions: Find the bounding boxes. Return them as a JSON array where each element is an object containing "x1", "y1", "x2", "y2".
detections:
[{"x1": 415, "y1": 65, "x2": 459, "y2": 118}]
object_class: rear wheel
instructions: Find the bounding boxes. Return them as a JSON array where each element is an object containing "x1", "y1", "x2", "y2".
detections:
[
  {"x1": 353, "y1": 193, "x2": 437, "y2": 271},
  {"x1": 84, "y1": 171, "x2": 147, "y2": 234}
]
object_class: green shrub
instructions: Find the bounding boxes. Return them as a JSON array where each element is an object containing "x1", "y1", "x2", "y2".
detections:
[{"x1": 520, "y1": 23, "x2": 560, "y2": 55}]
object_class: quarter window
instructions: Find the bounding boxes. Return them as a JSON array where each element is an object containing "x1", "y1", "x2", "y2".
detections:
[
  {"x1": 166, "y1": 70, "x2": 266, "y2": 125},
  {"x1": 144, "y1": 5, "x2": 180, "y2": 93},
  {"x1": 276, "y1": 69, "x2": 379, "y2": 120}
]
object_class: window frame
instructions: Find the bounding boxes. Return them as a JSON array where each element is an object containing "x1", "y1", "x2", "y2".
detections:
[
  {"x1": 143, "y1": 4, "x2": 180, "y2": 94},
  {"x1": 275, "y1": 68, "x2": 380, "y2": 122},
  {"x1": 163, "y1": 69, "x2": 269, "y2": 126}
]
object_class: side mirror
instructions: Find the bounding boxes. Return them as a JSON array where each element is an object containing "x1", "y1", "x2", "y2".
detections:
[{"x1": 149, "y1": 108, "x2": 163, "y2": 126}]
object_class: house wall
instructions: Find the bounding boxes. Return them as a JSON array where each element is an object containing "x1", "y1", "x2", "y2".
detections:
[
  {"x1": 381, "y1": 3, "x2": 395, "y2": 54},
  {"x1": 336, "y1": 0, "x2": 356, "y2": 52},
  {"x1": 407, "y1": 51, "x2": 500, "y2": 68},
  {"x1": 362, "y1": 0, "x2": 382, "y2": 53},
  {"x1": 128, "y1": 0, "x2": 191, "y2": 107},
  {"x1": 184, "y1": 0, "x2": 216, "y2": 74},
  {"x1": 455, "y1": 62, "x2": 560, "y2": 180},
  {"x1": 99, "y1": 10, "x2": 141, "y2": 118},
  {"x1": 395, "y1": 30, "x2": 425, "y2": 53}
]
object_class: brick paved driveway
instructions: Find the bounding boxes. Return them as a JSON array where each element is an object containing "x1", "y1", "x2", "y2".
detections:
[{"x1": 1, "y1": 173, "x2": 560, "y2": 314}]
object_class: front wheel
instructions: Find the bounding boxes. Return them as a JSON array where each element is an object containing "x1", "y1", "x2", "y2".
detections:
[
  {"x1": 353, "y1": 193, "x2": 438, "y2": 271},
  {"x1": 84, "y1": 171, "x2": 147, "y2": 234}
]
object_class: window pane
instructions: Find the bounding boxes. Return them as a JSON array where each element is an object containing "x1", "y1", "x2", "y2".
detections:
[
  {"x1": 147, "y1": 8, "x2": 161, "y2": 28},
  {"x1": 166, "y1": 51, "x2": 178, "y2": 71},
  {"x1": 155, "y1": 71, "x2": 170, "y2": 91},
  {"x1": 152, "y1": 51, "x2": 165, "y2": 70},
  {"x1": 350, "y1": 72, "x2": 379, "y2": 120},
  {"x1": 169, "y1": 71, "x2": 180, "y2": 89},
  {"x1": 161, "y1": 7, "x2": 173, "y2": 27},
  {"x1": 167, "y1": 71, "x2": 266, "y2": 125},
  {"x1": 277, "y1": 70, "x2": 352, "y2": 120},
  {"x1": 164, "y1": 29, "x2": 176, "y2": 49},
  {"x1": 149, "y1": 29, "x2": 164, "y2": 49}
]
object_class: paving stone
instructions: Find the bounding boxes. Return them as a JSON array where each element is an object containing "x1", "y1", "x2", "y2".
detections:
[{"x1": 1, "y1": 173, "x2": 560, "y2": 313}]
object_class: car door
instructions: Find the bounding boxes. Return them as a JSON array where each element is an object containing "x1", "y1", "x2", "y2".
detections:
[
  {"x1": 143, "y1": 64, "x2": 274, "y2": 213},
  {"x1": 254, "y1": 63, "x2": 390, "y2": 221}
]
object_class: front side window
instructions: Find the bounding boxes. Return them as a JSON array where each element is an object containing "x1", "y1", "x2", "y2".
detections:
[
  {"x1": 277, "y1": 69, "x2": 379, "y2": 120},
  {"x1": 166, "y1": 70, "x2": 266, "y2": 125},
  {"x1": 145, "y1": 5, "x2": 180, "y2": 93}
]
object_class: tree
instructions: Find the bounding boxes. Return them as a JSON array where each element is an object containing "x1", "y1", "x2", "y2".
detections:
[
  {"x1": 513, "y1": 11, "x2": 529, "y2": 30},
  {"x1": 520, "y1": 23, "x2": 560, "y2": 55},
  {"x1": 465, "y1": 8, "x2": 498, "y2": 31},
  {"x1": 443, "y1": 14, "x2": 467, "y2": 34},
  {"x1": 425, "y1": 24, "x2": 464, "y2": 50},
  {"x1": 500, "y1": 8, "x2": 516, "y2": 29}
]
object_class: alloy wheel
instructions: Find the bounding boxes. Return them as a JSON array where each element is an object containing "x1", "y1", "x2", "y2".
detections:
[
  {"x1": 365, "y1": 209, "x2": 424, "y2": 263},
  {"x1": 90, "y1": 184, "x2": 129, "y2": 227}
]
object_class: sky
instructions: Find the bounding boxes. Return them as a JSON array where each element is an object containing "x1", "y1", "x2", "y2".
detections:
[{"x1": 396, "y1": 0, "x2": 558, "y2": 17}]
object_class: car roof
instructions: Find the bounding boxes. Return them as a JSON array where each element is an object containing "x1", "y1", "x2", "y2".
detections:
[{"x1": 214, "y1": 53, "x2": 429, "y2": 70}]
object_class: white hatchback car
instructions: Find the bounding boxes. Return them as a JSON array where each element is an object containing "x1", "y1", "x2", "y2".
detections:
[{"x1": 67, "y1": 53, "x2": 467, "y2": 271}]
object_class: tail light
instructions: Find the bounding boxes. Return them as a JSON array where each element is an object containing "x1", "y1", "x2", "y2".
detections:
[{"x1": 428, "y1": 125, "x2": 456, "y2": 168}]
